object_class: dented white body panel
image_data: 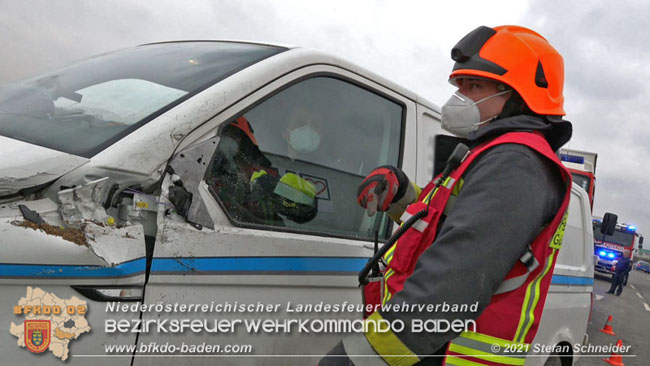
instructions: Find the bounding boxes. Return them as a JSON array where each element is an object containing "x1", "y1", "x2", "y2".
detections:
[{"x1": 0, "y1": 136, "x2": 88, "y2": 196}]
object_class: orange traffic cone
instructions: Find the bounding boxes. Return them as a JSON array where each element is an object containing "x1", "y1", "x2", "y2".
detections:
[
  {"x1": 600, "y1": 315, "x2": 616, "y2": 336},
  {"x1": 602, "y1": 339, "x2": 624, "y2": 366}
]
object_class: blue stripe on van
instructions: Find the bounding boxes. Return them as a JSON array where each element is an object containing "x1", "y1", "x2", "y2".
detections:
[
  {"x1": 550, "y1": 275, "x2": 594, "y2": 286},
  {"x1": 0, "y1": 257, "x2": 369, "y2": 278},
  {"x1": 0, "y1": 258, "x2": 146, "y2": 278},
  {"x1": 0, "y1": 257, "x2": 594, "y2": 286},
  {"x1": 150, "y1": 257, "x2": 368, "y2": 274}
]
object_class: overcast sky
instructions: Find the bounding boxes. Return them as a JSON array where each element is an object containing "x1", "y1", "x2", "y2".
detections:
[{"x1": 1, "y1": 0, "x2": 647, "y2": 239}]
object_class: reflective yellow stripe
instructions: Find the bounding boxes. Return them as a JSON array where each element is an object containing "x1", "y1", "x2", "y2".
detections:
[
  {"x1": 382, "y1": 176, "x2": 453, "y2": 302},
  {"x1": 382, "y1": 268, "x2": 395, "y2": 305},
  {"x1": 523, "y1": 248, "x2": 558, "y2": 340},
  {"x1": 514, "y1": 273, "x2": 535, "y2": 342},
  {"x1": 422, "y1": 177, "x2": 451, "y2": 204},
  {"x1": 513, "y1": 209, "x2": 567, "y2": 343},
  {"x1": 423, "y1": 185, "x2": 440, "y2": 204},
  {"x1": 384, "y1": 218, "x2": 408, "y2": 265},
  {"x1": 447, "y1": 344, "x2": 525, "y2": 365},
  {"x1": 364, "y1": 312, "x2": 420, "y2": 366},
  {"x1": 451, "y1": 178, "x2": 465, "y2": 196},
  {"x1": 448, "y1": 331, "x2": 529, "y2": 366},
  {"x1": 384, "y1": 241, "x2": 398, "y2": 264},
  {"x1": 445, "y1": 355, "x2": 488, "y2": 366},
  {"x1": 514, "y1": 248, "x2": 558, "y2": 343},
  {"x1": 383, "y1": 292, "x2": 392, "y2": 304},
  {"x1": 457, "y1": 331, "x2": 527, "y2": 350}
]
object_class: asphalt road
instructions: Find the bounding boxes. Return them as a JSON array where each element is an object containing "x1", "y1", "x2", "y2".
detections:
[{"x1": 575, "y1": 269, "x2": 650, "y2": 366}]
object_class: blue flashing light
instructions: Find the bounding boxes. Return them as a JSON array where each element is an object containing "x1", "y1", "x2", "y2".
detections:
[
  {"x1": 560, "y1": 155, "x2": 585, "y2": 164},
  {"x1": 599, "y1": 250, "x2": 607, "y2": 256},
  {"x1": 608, "y1": 253, "x2": 615, "y2": 258},
  {"x1": 628, "y1": 225, "x2": 636, "y2": 231}
]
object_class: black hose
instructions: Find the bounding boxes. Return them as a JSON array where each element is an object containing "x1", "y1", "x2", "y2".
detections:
[{"x1": 358, "y1": 208, "x2": 429, "y2": 285}]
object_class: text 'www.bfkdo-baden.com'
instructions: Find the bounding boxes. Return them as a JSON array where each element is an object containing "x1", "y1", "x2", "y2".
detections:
[{"x1": 104, "y1": 342, "x2": 253, "y2": 355}]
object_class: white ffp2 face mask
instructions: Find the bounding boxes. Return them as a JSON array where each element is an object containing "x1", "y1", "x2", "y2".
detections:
[
  {"x1": 289, "y1": 125, "x2": 320, "y2": 153},
  {"x1": 441, "y1": 90, "x2": 511, "y2": 138}
]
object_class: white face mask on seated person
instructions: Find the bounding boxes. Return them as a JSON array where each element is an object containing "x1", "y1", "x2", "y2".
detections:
[
  {"x1": 441, "y1": 89, "x2": 512, "y2": 138},
  {"x1": 288, "y1": 125, "x2": 321, "y2": 154}
]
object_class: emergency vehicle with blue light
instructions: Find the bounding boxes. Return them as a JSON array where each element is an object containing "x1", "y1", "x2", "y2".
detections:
[{"x1": 593, "y1": 218, "x2": 640, "y2": 275}]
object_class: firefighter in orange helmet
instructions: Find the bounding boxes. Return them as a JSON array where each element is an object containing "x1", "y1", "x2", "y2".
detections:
[
  {"x1": 211, "y1": 116, "x2": 318, "y2": 226},
  {"x1": 321, "y1": 26, "x2": 573, "y2": 366}
]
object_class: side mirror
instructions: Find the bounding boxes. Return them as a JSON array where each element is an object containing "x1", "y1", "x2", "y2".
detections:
[
  {"x1": 639, "y1": 235, "x2": 644, "y2": 249},
  {"x1": 600, "y1": 212, "x2": 618, "y2": 235}
]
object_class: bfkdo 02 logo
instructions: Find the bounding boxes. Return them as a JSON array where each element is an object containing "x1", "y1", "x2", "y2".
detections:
[{"x1": 10, "y1": 287, "x2": 91, "y2": 361}]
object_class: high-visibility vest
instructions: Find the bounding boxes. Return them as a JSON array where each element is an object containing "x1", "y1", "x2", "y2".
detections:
[{"x1": 362, "y1": 131, "x2": 571, "y2": 366}]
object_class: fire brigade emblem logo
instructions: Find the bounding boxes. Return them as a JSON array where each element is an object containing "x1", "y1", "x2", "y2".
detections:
[
  {"x1": 10, "y1": 287, "x2": 91, "y2": 361},
  {"x1": 24, "y1": 320, "x2": 51, "y2": 353}
]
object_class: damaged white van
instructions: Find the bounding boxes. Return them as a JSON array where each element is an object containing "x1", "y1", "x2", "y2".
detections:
[{"x1": 0, "y1": 41, "x2": 592, "y2": 365}]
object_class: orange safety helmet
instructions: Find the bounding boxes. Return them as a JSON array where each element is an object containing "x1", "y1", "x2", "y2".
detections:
[
  {"x1": 229, "y1": 116, "x2": 258, "y2": 145},
  {"x1": 449, "y1": 25, "x2": 565, "y2": 117}
]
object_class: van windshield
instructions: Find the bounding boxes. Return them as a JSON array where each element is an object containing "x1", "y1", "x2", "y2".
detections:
[{"x1": 0, "y1": 42, "x2": 285, "y2": 157}]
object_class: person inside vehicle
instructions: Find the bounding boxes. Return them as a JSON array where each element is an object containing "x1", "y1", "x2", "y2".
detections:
[
  {"x1": 210, "y1": 115, "x2": 318, "y2": 226},
  {"x1": 282, "y1": 105, "x2": 325, "y2": 161},
  {"x1": 321, "y1": 25, "x2": 572, "y2": 366}
]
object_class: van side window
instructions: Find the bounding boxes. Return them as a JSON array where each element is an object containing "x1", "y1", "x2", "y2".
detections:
[{"x1": 206, "y1": 77, "x2": 403, "y2": 240}]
